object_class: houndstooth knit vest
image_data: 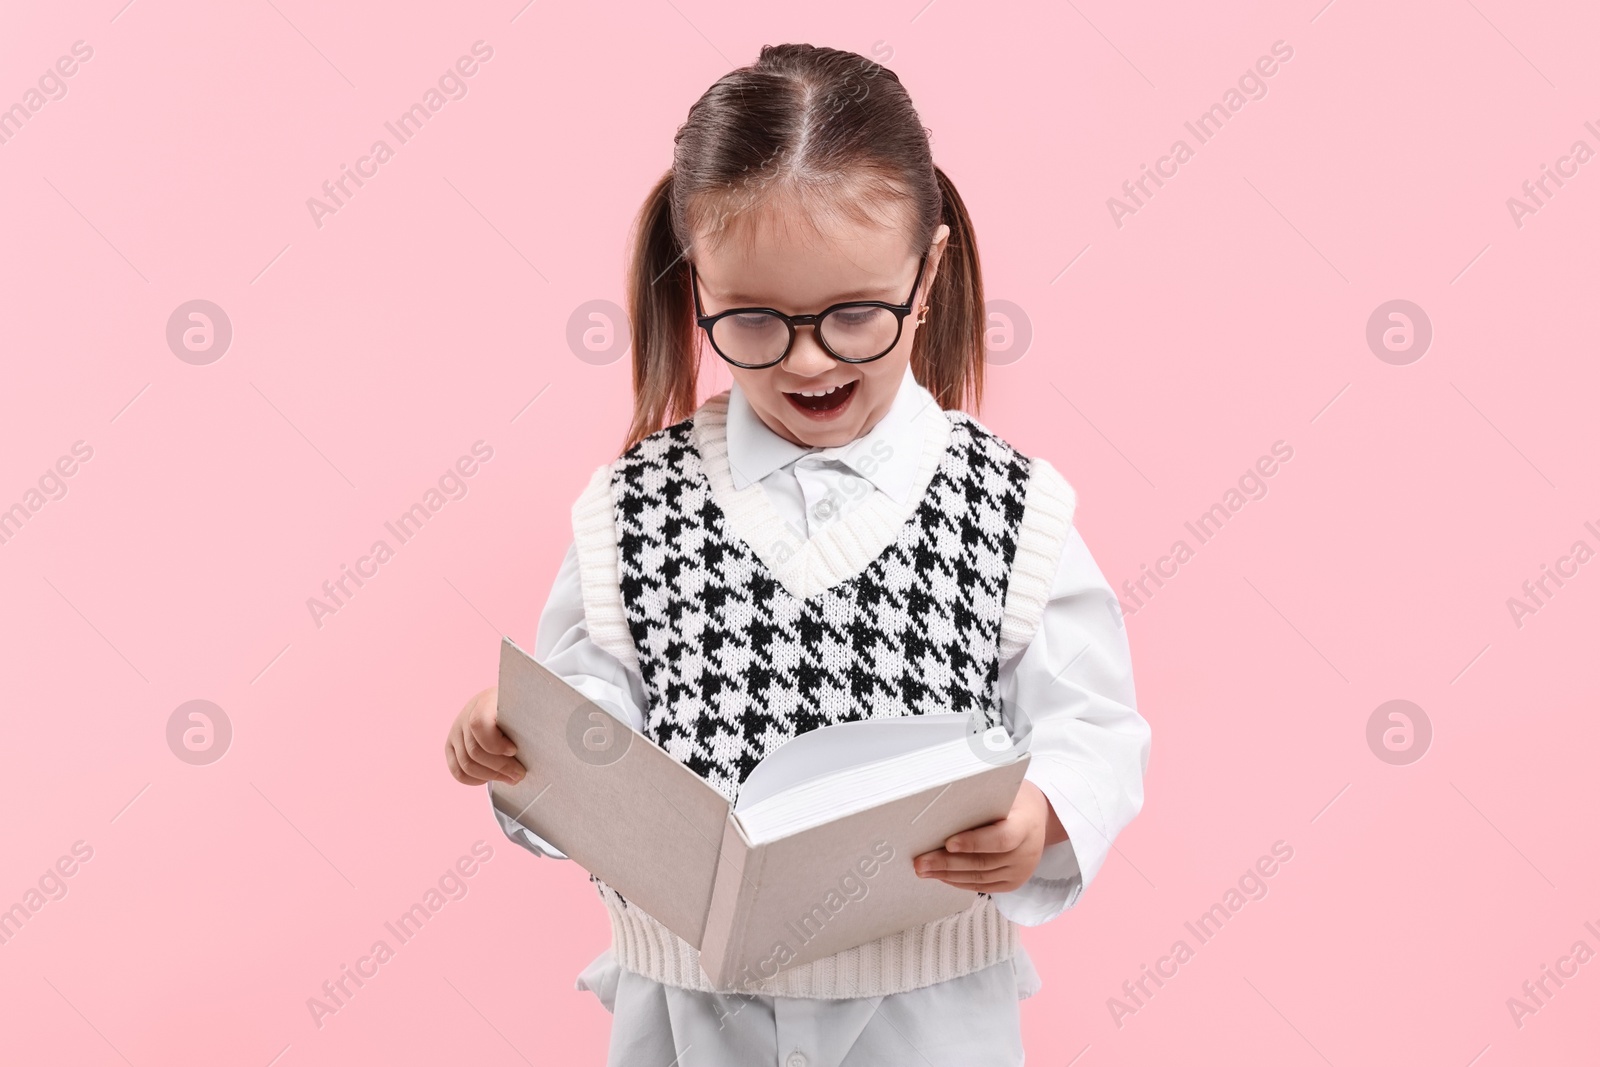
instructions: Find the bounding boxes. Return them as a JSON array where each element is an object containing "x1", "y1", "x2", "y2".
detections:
[{"x1": 568, "y1": 389, "x2": 1078, "y2": 999}]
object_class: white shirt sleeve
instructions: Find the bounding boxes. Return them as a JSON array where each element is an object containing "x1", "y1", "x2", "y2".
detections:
[
  {"x1": 988, "y1": 524, "x2": 1151, "y2": 926},
  {"x1": 487, "y1": 539, "x2": 646, "y2": 860}
]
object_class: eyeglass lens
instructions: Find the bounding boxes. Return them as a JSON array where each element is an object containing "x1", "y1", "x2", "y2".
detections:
[{"x1": 711, "y1": 305, "x2": 899, "y2": 365}]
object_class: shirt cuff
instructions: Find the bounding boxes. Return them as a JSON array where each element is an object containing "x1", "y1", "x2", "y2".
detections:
[
  {"x1": 989, "y1": 761, "x2": 1099, "y2": 925},
  {"x1": 990, "y1": 840, "x2": 1083, "y2": 926}
]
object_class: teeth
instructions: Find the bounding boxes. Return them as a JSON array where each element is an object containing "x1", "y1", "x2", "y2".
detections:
[{"x1": 791, "y1": 383, "x2": 849, "y2": 397}]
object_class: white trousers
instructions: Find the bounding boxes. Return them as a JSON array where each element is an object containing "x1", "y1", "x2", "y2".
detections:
[{"x1": 577, "y1": 946, "x2": 1038, "y2": 1067}]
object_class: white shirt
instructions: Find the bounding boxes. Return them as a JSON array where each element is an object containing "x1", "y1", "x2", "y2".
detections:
[{"x1": 489, "y1": 366, "x2": 1150, "y2": 1062}]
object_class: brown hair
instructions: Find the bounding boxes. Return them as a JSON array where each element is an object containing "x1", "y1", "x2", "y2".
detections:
[{"x1": 620, "y1": 43, "x2": 986, "y2": 454}]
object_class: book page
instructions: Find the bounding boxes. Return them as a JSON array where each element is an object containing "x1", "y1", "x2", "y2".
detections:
[
  {"x1": 733, "y1": 711, "x2": 982, "y2": 813},
  {"x1": 734, "y1": 736, "x2": 1018, "y2": 844}
]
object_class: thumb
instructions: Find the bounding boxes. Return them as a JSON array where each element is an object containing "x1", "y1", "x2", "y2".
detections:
[{"x1": 945, "y1": 818, "x2": 1019, "y2": 855}]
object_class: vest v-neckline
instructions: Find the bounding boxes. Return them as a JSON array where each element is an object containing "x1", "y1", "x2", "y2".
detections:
[{"x1": 689, "y1": 392, "x2": 956, "y2": 602}]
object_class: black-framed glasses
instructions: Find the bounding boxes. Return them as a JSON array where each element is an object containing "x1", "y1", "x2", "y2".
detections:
[{"x1": 690, "y1": 253, "x2": 928, "y2": 370}]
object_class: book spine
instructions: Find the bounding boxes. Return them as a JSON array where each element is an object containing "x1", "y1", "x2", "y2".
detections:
[{"x1": 698, "y1": 816, "x2": 758, "y2": 989}]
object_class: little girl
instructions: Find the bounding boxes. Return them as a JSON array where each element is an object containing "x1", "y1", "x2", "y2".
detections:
[{"x1": 445, "y1": 43, "x2": 1149, "y2": 1067}]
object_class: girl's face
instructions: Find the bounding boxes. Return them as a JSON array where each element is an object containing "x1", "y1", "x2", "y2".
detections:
[{"x1": 690, "y1": 205, "x2": 950, "y2": 450}]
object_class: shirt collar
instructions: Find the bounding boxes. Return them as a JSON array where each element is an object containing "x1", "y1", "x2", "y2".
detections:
[{"x1": 725, "y1": 364, "x2": 931, "y2": 502}]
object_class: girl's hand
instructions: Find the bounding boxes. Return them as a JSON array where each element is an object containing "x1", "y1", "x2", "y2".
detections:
[
  {"x1": 444, "y1": 686, "x2": 526, "y2": 786},
  {"x1": 912, "y1": 781, "x2": 1064, "y2": 893}
]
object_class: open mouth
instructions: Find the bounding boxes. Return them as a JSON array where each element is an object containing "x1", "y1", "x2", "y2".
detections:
[{"x1": 783, "y1": 380, "x2": 858, "y2": 419}]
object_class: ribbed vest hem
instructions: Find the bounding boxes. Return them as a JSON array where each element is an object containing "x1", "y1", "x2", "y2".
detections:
[{"x1": 595, "y1": 879, "x2": 1022, "y2": 1000}]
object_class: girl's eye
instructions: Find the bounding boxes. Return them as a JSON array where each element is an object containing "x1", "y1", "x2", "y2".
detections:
[
  {"x1": 728, "y1": 313, "x2": 779, "y2": 331},
  {"x1": 829, "y1": 309, "x2": 879, "y2": 328}
]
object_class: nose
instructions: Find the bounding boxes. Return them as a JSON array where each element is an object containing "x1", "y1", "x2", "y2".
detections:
[{"x1": 781, "y1": 324, "x2": 835, "y2": 378}]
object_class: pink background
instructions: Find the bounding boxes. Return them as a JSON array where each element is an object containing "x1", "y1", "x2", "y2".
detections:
[{"x1": 3, "y1": 1, "x2": 1597, "y2": 1063}]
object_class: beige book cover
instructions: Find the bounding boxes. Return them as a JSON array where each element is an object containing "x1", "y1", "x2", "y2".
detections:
[{"x1": 489, "y1": 635, "x2": 1031, "y2": 992}]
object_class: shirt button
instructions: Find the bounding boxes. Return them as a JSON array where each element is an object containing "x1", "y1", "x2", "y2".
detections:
[{"x1": 786, "y1": 1053, "x2": 808, "y2": 1067}]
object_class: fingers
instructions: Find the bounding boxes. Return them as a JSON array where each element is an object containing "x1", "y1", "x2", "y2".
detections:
[
  {"x1": 448, "y1": 733, "x2": 488, "y2": 784},
  {"x1": 446, "y1": 741, "x2": 486, "y2": 785},
  {"x1": 446, "y1": 744, "x2": 493, "y2": 786},
  {"x1": 448, "y1": 730, "x2": 522, "y2": 786},
  {"x1": 463, "y1": 726, "x2": 524, "y2": 782},
  {"x1": 913, "y1": 847, "x2": 1007, "y2": 876},
  {"x1": 468, "y1": 696, "x2": 518, "y2": 758},
  {"x1": 942, "y1": 818, "x2": 1027, "y2": 856},
  {"x1": 920, "y1": 859, "x2": 1022, "y2": 891},
  {"x1": 444, "y1": 687, "x2": 524, "y2": 788},
  {"x1": 933, "y1": 875, "x2": 1019, "y2": 893}
]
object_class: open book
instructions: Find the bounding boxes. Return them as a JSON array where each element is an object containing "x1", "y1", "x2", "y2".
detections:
[{"x1": 489, "y1": 635, "x2": 1032, "y2": 991}]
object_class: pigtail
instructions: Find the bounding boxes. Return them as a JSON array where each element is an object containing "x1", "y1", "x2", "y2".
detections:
[
  {"x1": 914, "y1": 164, "x2": 986, "y2": 416},
  {"x1": 621, "y1": 169, "x2": 700, "y2": 456}
]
